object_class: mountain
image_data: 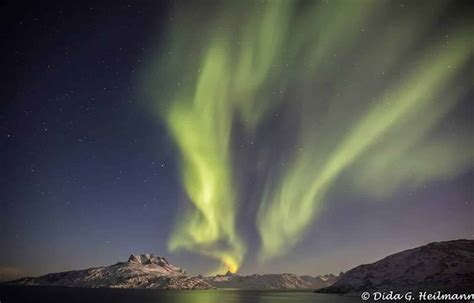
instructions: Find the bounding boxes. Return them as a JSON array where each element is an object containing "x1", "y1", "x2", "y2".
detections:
[
  {"x1": 203, "y1": 271, "x2": 339, "y2": 289},
  {"x1": 316, "y1": 239, "x2": 474, "y2": 294},
  {"x1": 6, "y1": 254, "x2": 212, "y2": 290}
]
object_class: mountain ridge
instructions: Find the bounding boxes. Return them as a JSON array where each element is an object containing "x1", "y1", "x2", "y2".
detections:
[
  {"x1": 5, "y1": 254, "x2": 212, "y2": 290},
  {"x1": 4, "y1": 253, "x2": 337, "y2": 290},
  {"x1": 202, "y1": 271, "x2": 339, "y2": 289}
]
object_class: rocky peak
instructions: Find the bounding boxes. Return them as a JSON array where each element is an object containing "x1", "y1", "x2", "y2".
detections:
[
  {"x1": 128, "y1": 254, "x2": 169, "y2": 266},
  {"x1": 127, "y1": 254, "x2": 187, "y2": 276}
]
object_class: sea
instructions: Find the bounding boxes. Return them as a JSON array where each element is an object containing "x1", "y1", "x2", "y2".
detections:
[{"x1": 0, "y1": 286, "x2": 363, "y2": 303}]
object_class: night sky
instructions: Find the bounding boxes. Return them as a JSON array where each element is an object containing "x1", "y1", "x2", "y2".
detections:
[{"x1": 1, "y1": 1, "x2": 473, "y2": 281}]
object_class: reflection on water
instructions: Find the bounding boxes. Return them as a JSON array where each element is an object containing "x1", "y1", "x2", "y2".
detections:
[
  {"x1": 161, "y1": 290, "x2": 360, "y2": 303},
  {"x1": 0, "y1": 286, "x2": 361, "y2": 303}
]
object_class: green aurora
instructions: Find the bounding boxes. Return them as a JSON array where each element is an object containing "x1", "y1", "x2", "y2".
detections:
[{"x1": 144, "y1": 0, "x2": 473, "y2": 273}]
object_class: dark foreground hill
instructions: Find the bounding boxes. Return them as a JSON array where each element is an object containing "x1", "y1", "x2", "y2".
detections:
[{"x1": 316, "y1": 239, "x2": 474, "y2": 294}]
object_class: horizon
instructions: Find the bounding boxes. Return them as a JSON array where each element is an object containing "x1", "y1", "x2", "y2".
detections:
[
  {"x1": 1, "y1": 0, "x2": 473, "y2": 284},
  {"x1": 1, "y1": 237, "x2": 470, "y2": 281}
]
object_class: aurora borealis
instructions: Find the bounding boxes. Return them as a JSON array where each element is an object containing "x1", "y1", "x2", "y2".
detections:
[
  {"x1": 1, "y1": 0, "x2": 473, "y2": 281},
  {"x1": 144, "y1": 0, "x2": 473, "y2": 272}
]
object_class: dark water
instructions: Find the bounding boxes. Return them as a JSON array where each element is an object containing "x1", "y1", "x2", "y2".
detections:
[{"x1": 0, "y1": 286, "x2": 361, "y2": 303}]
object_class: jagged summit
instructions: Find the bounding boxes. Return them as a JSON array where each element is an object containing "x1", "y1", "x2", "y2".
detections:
[
  {"x1": 127, "y1": 253, "x2": 186, "y2": 276},
  {"x1": 128, "y1": 254, "x2": 167, "y2": 265}
]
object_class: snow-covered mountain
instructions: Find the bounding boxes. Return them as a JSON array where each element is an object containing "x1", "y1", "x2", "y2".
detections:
[
  {"x1": 316, "y1": 239, "x2": 474, "y2": 294},
  {"x1": 7, "y1": 254, "x2": 212, "y2": 290},
  {"x1": 203, "y1": 271, "x2": 339, "y2": 289}
]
